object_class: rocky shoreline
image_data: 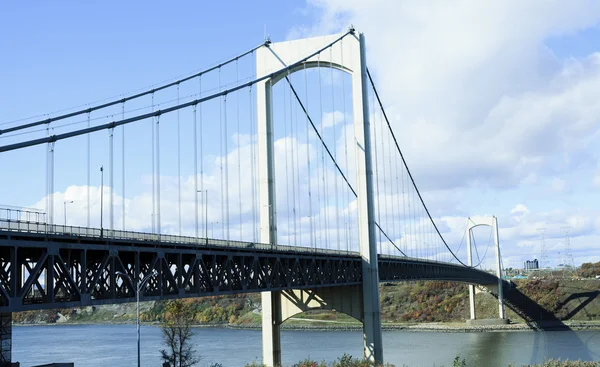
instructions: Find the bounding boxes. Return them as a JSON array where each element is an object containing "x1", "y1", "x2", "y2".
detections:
[
  {"x1": 17, "y1": 320, "x2": 600, "y2": 333},
  {"x1": 226, "y1": 320, "x2": 600, "y2": 332}
]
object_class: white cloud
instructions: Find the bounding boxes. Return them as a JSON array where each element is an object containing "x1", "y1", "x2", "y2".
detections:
[
  {"x1": 550, "y1": 178, "x2": 568, "y2": 193},
  {"x1": 291, "y1": 1, "x2": 600, "y2": 190},
  {"x1": 322, "y1": 110, "x2": 345, "y2": 128},
  {"x1": 284, "y1": 0, "x2": 600, "y2": 266},
  {"x1": 9, "y1": 2, "x2": 600, "y2": 271},
  {"x1": 510, "y1": 204, "x2": 529, "y2": 217}
]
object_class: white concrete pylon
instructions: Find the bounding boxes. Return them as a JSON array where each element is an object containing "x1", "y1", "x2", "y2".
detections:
[
  {"x1": 466, "y1": 216, "x2": 505, "y2": 320},
  {"x1": 466, "y1": 223, "x2": 476, "y2": 320},
  {"x1": 256, "y1": 29, "x2": 383, "y2": 366}
]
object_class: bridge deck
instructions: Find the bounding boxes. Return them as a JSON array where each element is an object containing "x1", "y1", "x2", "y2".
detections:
[{"x1": 0, "y1": 220, "x2": 498, "y2": 313}]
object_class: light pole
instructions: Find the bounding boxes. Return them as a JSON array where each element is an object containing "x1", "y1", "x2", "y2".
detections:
[
  {"x1": 100, "y1": 165, "x2": 104, "y2": 237},
  {"x1": 211, "y1": 221, "x2": 219, "y2": 238},
  {"x1": 63, "y1": 200, "x2": 73, "y2": 226},
  {"x1": 116, "y1": 269, "x2": 157, "y2": 367},
  {"x1": 197, "y1": 190, "x2": 208, "y2": 241}
]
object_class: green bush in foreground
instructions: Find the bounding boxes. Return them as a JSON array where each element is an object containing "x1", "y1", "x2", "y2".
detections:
[
  {"x1": 241, "y1": 356, "x2": 600, "y2": 367},
  {"x1": 514, "y1": 359, "x2": 600, "y2": 367},
  {"x1": 243, "y1": 354, "x2": 396, "y2": 367}
]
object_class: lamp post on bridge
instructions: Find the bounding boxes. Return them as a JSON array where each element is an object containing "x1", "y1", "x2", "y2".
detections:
[
  {"x1": 211, "y1": 221, "x2": 219, "y2": 238},
  {"x1": 63, "y1": 200, "x2": 73, "y2": 226},
  {"x1": 100, "y1": 165, "x2": 104, "y2": 238},
  {"x1": 197, "y1": 190, "x2": 208, "y2": 243},
  {"x1": 116, "y1": 269, "x2": 158, "y2": 367}
]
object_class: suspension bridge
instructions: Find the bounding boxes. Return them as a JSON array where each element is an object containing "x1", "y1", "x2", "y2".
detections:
[{"x1": 0, "y1": 28, "x2": 508, "y2": 366}]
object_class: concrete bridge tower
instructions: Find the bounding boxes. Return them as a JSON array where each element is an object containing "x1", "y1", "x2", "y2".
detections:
[
  {"x1": 466, "y1": 216, "x2": 506, "y2": 323},
  {"x1": 256, "y1": 29, "x2": 383, "y2": 366}
]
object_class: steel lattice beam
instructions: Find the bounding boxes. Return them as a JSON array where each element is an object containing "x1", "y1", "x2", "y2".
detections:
[{"x1": 0, "y1": 230, "x2": 498, "y2": 313}]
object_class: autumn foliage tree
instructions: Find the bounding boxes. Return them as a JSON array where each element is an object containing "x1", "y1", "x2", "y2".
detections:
[
  {"x1": 160, "y1": 300, "x2": 200, "y2": 367},
  {"x1": 580, "y1": 262, "x2": 600, "y2": 278}
]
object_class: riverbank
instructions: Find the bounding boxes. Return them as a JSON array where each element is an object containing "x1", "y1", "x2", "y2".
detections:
[
  {"x1": 11, "y1": 279, "x2": 600, "y2": 331},
  {"x1": 228, "y1": 320, "x2": 600, "y2": 332},
  {"x1": 13, "y1": 319, "x2": 600, "y2": 332}
]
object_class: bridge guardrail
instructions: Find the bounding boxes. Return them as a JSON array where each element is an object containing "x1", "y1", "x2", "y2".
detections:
[
  {"x1": 0, "y1": 207, "x2": 46, "y2": 224},
  {"x1": 0, "y1": 207, "x2": 357, "y2": 257}
]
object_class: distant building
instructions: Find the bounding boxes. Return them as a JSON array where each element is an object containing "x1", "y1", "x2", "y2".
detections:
[{"x1": 524, "y1": 259, "x2": 539, "y2": 271}]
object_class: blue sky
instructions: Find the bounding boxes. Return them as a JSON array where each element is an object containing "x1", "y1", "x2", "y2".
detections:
[{"x1": 2, "y1": 1, "x2": 600, "y2": 269}]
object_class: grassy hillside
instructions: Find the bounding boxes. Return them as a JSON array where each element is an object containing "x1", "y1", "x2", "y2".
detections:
[{"x1": 12, "y1": 278, "x2": 600, "y2": 326}]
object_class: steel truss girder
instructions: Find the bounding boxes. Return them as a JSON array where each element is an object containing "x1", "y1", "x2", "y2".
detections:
[
  {"x1": 0, "y1": 235, "x2": 362, "y2": 313},
  {"x1": 0, "y1": 231, "x2": 500, "y2": 313}
]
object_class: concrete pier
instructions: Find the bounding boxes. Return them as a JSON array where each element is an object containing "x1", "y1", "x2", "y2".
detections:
[{"x1": 0, "y1": 312, "x2": 11, "y2": 367}]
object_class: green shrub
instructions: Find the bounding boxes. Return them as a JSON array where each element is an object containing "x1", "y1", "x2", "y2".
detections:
[
  {"x1": 452, "y1": 354, "x2": 466, "y2": 367},
  {"x1": 244, "y1": 360, "x2": 266, "y2": 367},
  {"x1": 293, "y1": 359, "x2": 327, "y2": 367},
  {"x1": 524, "y1": 359, "x2": 600, "y2": 367}
]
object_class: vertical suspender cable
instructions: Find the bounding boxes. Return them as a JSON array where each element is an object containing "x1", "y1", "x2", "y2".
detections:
[
  {"x1": 415, "y1": 177, "x2": 421, "y2": 258},
  {"x1": 340, "y1": 42, "x2": 350, "y2": 252},
  {"x1": 400, "y1": 138, "x2": 408, "y2": 256},
  {"x1": 318, "y1": 55, "x2": 330, "y2": 250},
  {"x1": 283, "y1": 79, "x2": 291, "y2": 245},
  {"x1": 46, "y1": 123, "x2": 49, "y2": 227},
  {"x1": 151, "y1": 93, "x2": 156, "y2": 233},
  {"x1": 410, "y1": 170, "x2": 417, "y2": 258},
  {"x1": 236, "y1": 61, "x2": 243, "y2": 240},
  {"x1": 46, "y1": 122, "x2": 52, "y2": 227},
  {"x1": 392, "y1": 110, "x2": 401, "y2": 256},
  {"x1": 224, "y1": 94, "x2": 230, "y2": 241},
  {"x1": 401, "y1": 137, "x2": 412, "y2": 257},
  {"x1": 405, "y1": 155, "x2": 412, "y2": 257},
  {"x1": 249, "y1": 85, "x2": 258, "y2": 242},
  {"x1": 49, "y1": 140, "x2": 55, "y2": 228},
  {"x1": 304, "y1": 63, "x2": 315, "y2": 250},
  {"x1": 199, "y1": 77, "x2": 205, "y2": 239},
  {"x1": 313, "y1": 59, "x2": 322, "y2": 247},
  {"x1": 371, "y1": 89, "x2": 382, "y2": 254},
  {"x1": 109, "y1": 126, "x2": 114, "y2": 232},
  {"x1": 421, "y1": 204, "x2": 427, "y2": 262},
  {"x1": 219, "y1": 70, "x2": 225, "y2": 239},
  {"x1": 121, "y1": 103, "x2": 125, "y2": 230},
  {"x1": 380, "y1": 107, "x2": 389, "y2": 254},
  {"x1": 330, "y1": 48, "x2": 341, "y2": 250},
  {"x1": 177, "y1": 84, "x2": 182, "y2": 235},
  {"x1": 193, "y1": 104, "x2": 199, "y2": 238},
  {"x1": 290, "y1": 72, "x2": 298, "y2": 247},
  {"x1": 86, "y1": 113, "x2": 90, "y2": 228},
  {"x1": 156, "y1": 114, "x2": 161, "y2": 236}
]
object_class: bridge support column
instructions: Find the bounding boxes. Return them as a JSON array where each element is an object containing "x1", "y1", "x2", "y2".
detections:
[
  {"x1": 466, "y1": 227, "x2": 476, "y2": 320},
  {"x1": 256, "y1": 29, "x2": 382, "y2": 364},
  {"x1": 0, "y1": 312, "x2": 11, "y2": 367},
  {"x1": 492, "y1": 217, "x2": 505, "y2": 320},
  {"x1": 261, "y1": 286, "x2": 363, "y2": 366},
  {"x1": 354, "y1": 32, "x2": 383, "y2": 364},
  {"x1": 262, "y1": 292, "x2": 282, "y2": 367},
  {"x1": 466, "y1": 216, "x2": 506, "y2": 321},
  {"x1": 257, "y1": 34, "x2": 281, "y2": 367}
]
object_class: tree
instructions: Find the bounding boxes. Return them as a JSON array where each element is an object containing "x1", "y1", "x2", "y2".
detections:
[{"x1": 160, "y1": 300, "x2": 200, "y2": 367}]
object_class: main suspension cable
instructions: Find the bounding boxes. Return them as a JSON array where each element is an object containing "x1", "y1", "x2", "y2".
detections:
[
  {"x1": 0, "y1": 42, "x2": 268, "y2": 136},
  {"x1": 366, "y1": 68, "x2": 469, "y2": 267},
  {"x1": 0, "y1": 31, "x2": 354, "y2": 153}
]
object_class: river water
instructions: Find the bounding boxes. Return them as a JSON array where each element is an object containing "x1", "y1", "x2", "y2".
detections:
[{"x1": 11, "y1": 325, "x2": 600, "y2": 366}]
